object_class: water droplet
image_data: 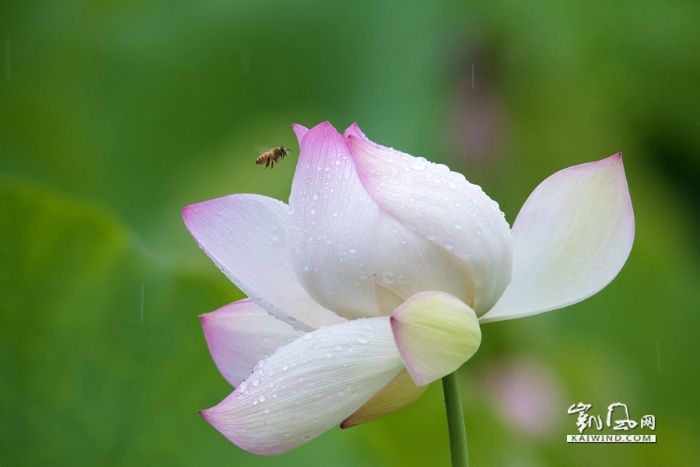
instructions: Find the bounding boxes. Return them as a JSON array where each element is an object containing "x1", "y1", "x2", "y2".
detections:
[
  {"x1": 382, "y1": 272, "x2": 395, "y2": 284},
  {"x1": 348, "y1": 246, "x2": 357, "y2": 255},
  {"x1": 310, "y1": 208, "x2": 316, "y2": 215},
  {"x1": 258, "y1": 395, "x2": 266, "y2": 402},
  {"x1": 252, "y1": 398, "x2": 259, "y2": 405},
  {"x1": 251, "y1": 379, "x2": 260, "y2": 387},
  {"x1": 357, "y1": 336, "x2": 369, "y2": 344},
  {"x1": 282, "y1": 364, "x2": 289, "y2": 371}
]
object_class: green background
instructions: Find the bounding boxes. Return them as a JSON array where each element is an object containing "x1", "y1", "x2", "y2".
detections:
[{"x1": 2, "y1": 1, "x2": 699, "y2": 465}]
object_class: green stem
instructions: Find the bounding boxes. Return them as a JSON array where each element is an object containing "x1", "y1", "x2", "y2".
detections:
[{"x1": 442, "y1": 371, "x2": 469, "y2": 467}]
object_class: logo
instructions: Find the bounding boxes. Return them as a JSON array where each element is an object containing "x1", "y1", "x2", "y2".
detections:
[{"x1": 566, "y1": 402, "x2": 656, "y2": 443}]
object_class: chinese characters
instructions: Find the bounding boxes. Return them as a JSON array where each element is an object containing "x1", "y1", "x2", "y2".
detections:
[{"x1": 567, "y1": 403, "x2": 655, "y2": 434}]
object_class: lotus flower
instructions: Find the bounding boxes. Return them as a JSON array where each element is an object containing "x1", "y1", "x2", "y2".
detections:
[{"x1": 183, "y1": 122, "x2": 634, "y2": 455}]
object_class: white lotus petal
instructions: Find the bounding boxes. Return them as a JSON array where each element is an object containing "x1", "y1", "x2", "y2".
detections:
[
  {"x1": 200, "y1": 299, "x2": 305, "y2": 387},
  {"x1": 287, "y1": 122, "x2": 382, "y2": 320},
  {"x1": 341, "y1": 369, "x2": 428, "y2": 428},
  {"x1": 183, "y1": 194, "x2": 345, "y2": 331},
  {"x1": 200, "y1": 317, "x2": 403, "y2": 456},
  {"x1": 373, "y1": 212, "x2": 474, "y2": 306},
  {"x1": 345, "y1": 123, "x2": 512, "y2": 315},
  {"x1": 391, "y1": 291, "x2": 481, "y2": 386},
  {"x1": 481, "y1": 154, "x2": 634, "y2": 323}
]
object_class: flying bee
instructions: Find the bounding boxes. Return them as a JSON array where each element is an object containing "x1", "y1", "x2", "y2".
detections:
[{"x1": 256, "y1": 146, "x2": 292, "y2": 169}]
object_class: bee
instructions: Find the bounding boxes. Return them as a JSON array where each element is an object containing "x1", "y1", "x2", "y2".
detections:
[{"x1": 256, "y1": 146, "x2": 292, "y2": 169}]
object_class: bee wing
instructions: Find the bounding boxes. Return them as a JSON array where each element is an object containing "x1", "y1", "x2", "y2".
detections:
[{"x1": 254, "y1": 145, "x2": 272, "y2": 154}]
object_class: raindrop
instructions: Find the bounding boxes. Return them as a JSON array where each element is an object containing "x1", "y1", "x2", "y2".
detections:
[
  {"x1": 282, "y1": 364, "x2": 289, "y2": 371},
  {"x1": 251, "y1": 379, "x2": 261, "y2": 387},
  {"x1": 382, "y1": 272, "x2": 395, "y2": 284},
  {"x1": 357, "y1": 336, "x2": 369, "y2": 344}
]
